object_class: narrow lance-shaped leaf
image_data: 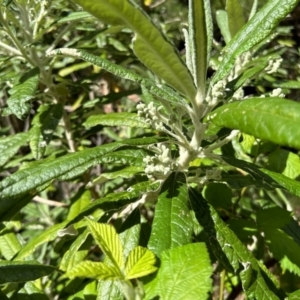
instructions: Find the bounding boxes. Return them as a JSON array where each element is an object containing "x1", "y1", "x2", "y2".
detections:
[
  {"x1": 71, "y1": 0, "x2": 196, "y2": 100},
  {"x1": 226, "y1": 0, "x2": 245, "y2": 38},
  {"x1": 0, "y1": 261, "x2": 56, "y2": 284},
  {"x1": 0, "y1": 137, "x2": 162, "y2": 200},
  {"x1": 47, "y1": 48, "x2": 186, "y2": 106},
  {"x1": 84, "y1": 112, "x2": 150, "y2": 129},
  {"x1": 188, "y1": 0, "x2": 213, "y2": 98},
  {"x1": 216, "y1": 10, "x2": 231, "y2": 44},
  {"x1": 207, "y1": 97, "x2": 300, "y2": 150},
  {"x1": 212, "y1": 0, "x2": 299, "y2": 84}
]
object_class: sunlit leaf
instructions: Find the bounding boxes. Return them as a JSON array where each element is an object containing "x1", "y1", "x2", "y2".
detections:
[{"x1": 86, "y1": 219, "x2": 124, "y2": 270}]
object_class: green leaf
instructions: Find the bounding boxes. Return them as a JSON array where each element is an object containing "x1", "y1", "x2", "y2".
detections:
[
  {"x1": 226, "y1": 0, "x2": 245, "y2": 38},
  {"x1": 257, "y1": 208, "x2": 300, "y2": 276},
  {"x1": 57, "y1": 11, "x2": 94, "y2": 24},
  {"x1": 268, "y1": 149, "x2": 300, "y2": 179},
  {"x1": 208, "y1": 98, "x2": 300, "y2": 149},
  {"x1": 119, "y1": 224, "x2": 141, "y2": 260},
  {"x1": 71, "y1": 0, "x2": 196, "y2": 99},
  {"x1": 30, "y1": 104, "x2": 63, "y2": 159},
  {"x1": 0, "y1": 260, "x2": 56, "y2": 284},
  {"x1": 84, "y1": 112, "x2": 149, "y2": 129},
  {"x1": 72, "y1": 181, "x2": 160, "y2": 223},
  {"x1": 148, "y1": 173, "x2": 193, "y2": 257},
  {"x1": 3, "y1": 68, "x2": 40, "y2": 119},
  {"x1": 67, "y1": 188, "x2": 92, "y2": 221},
  {"x1": 0, "y1": 228, "x2": 22, "y2": 260},
  {"x1": 204, "y1": 182, "x2": 232, "y2": 210},
  {"x1": 188, "y1": 0, "x2": 212, "y2": 95},
  {"x1": 146, "y1": 243, "x2": 212, "y2": 300},
  {"x1": 14, "y1": 221, "x2": 69, "y2": 260},
  {"x1": 91, "y1": 166, "x2": 144, "y2": 185},
  {"x1": 221, "y1": 155, "x2": 300, "y2": 197},
  {"x1": 259, "y1": 168, "x2": 300, "y2": 198},
  {"x1": 60, "y1": 228, "x2": 90, "y2": 272},
  {"x1": 288, "y1": 289, "x2": 300, "y2": 300},
  {"x1": 47, "y1": 48, "x2": 186, "y2": 106},
  {"x1": 66, "y1": 261, "x2": 122, "y2": 280},
  {"x1": 212, "y1": 0, "x2": 299, "y2": 84},
  {"x1": 189, "y1": 189, "x2": 283, "y2": 299},
  {"x1": 97, "y1": 280, "x2": 123, "y2": 300},
  {"x1": 226, "y1": 62, "x2": 268, "y2": 96},
  {"x1": 125, "y1": 246, "x2": 157, "y2": 279},
  {"x1": 0, "y1": 132, "x2": 29, "y2": 167},
  {"x1": 86, "y1": 219, "x2": 124, "y2": 270},
  {"x1": 0, "y1": 137, "x2": 160, "y2": 200},
  {"x1": 216, "y1": 10, "x2": 231, "y2": 44}
]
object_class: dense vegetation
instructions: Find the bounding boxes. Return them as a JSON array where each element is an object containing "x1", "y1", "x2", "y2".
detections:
[{"x1": 1, "y1": 0, "x2": 300, "y2": 299}]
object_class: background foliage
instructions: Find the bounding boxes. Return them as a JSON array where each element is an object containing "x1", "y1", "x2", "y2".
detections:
[{"x1": 1, "y1": 0, "x2": 300, "y2": 299}]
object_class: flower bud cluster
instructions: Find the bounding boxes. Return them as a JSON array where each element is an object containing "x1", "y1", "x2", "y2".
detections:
[
  {"x1": 265, "y1": 58, "x2": 282, "y2": 74},
  {"x1": 206, "y1": 80, "x2": 226, "y2": 106},
  {"x1": 137, "y1": 102, "x2": 165, "y2": 131},
  {"x1": 143, "y1": 144, "x2": 177, "y2": 179}
]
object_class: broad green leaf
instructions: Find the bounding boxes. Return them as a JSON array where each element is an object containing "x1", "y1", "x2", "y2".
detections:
[
  {"x1": 268, "y1": 149, "x2": 300, "y2": 179},
  {"x1": 125, "y1": 246, "x2": 157, "y2": 279},
  {"x1": 3, "y1": 68, "x2": 40, "y2": 119},
  {"x1": 0, "y1": 137, "x2": 161, "y2": 200},
  {"x1": 0, "y1": 260, "x2": 56, "y2": 284},
  {"x1": 148, "y1": 173, "x2": 193, "y2": 257},
  {"x1": 188, "y1": 0, "x2": 212, "y2": 96},
  {"x1": 60, "y1": 228, "x2": 90, "y2": 272},
  {"x1": 146, "y1": 243, "x2": 212, "y2": 300},
  {"x1": 91, "y1": 166, "x2": 144, "y2": 185},
  {"x1": 30, "y1": 104, "x2": 63, "y2": 159},
  {"x1": 86, "y1": 219, "x2": 124, "y2": 270},
  {"x1": 257, "y1": 208, "x2": 300, "y2": 276},
  {"x1": 216, "y1": 10, "x2": 231, "y2": 44},
  {"x1": 71, "y1": 0, "x2": 196, "y2": 99},
  {"x1": 208, "y1": 98, "x2": 300, "y2": 149},
  {"x1": 84, "y1": 112, "x2": 149, "y2": 129},
  {"x1": 189, "y1": 188, "x2": 283, "y2": 299},
  {"x1": 66, "y1": 260, "x2": 122, "y2": 280},
  {"x1": 47, "y1": 48, "x2": 186, "y2": 106},
  {"x1": 212, "y1": 0, "x2": 299, "y2": 84},
  {"x1": 14, "y1": 221, "x2": 69, "y2": 260},
  {"x1": 0, "y1": 132, "x2": 29, "y2": 167},
  {"x1": 97, "y1": 280, "x2": 123, "y2": 300},
  {"x1": 226, "y1": 0, "x2": 245, "y2": 38},
  {"x1": 0, "y1": 228, "x2": 22, "y2": 260}
]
